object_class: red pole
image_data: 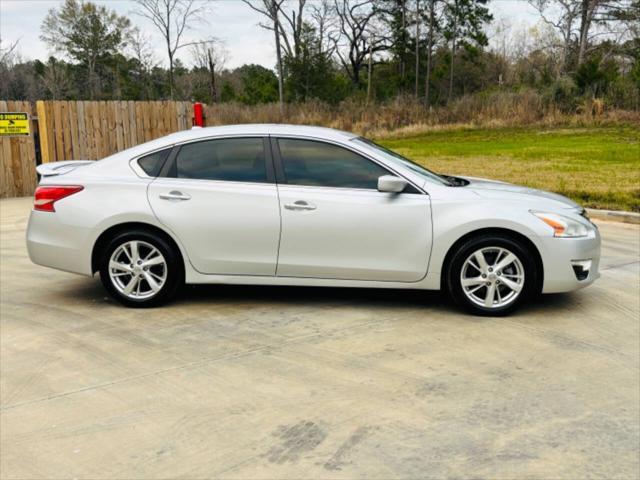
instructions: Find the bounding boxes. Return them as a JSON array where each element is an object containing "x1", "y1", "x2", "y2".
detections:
[{"x1": 193, "y1": 102, "x2": 204, "y2": 127}]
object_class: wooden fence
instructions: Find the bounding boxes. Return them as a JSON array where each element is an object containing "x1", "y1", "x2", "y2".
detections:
[
  {"x1": 0, "y1": 101, "x2": 38, "y2": 198},
  {"x1": 0, "y1": 100, "x2": 193, "y2": 198}
]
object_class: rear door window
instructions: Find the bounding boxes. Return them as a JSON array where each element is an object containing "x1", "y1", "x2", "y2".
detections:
[{"x1": 173, "y1": 138, "x2": 267, "y2": 183}]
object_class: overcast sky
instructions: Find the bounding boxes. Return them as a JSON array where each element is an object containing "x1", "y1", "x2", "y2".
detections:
[{"x1": 1, "y1": 0, "x2": 539, "y2": 70}]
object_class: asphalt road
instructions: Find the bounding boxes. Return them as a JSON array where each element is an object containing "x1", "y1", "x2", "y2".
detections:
[{"x1": 1, "y1": 196, "x2": 639, "y2": 479}]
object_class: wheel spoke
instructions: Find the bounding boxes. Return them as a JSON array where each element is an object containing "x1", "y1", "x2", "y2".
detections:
[
  {"x1": 123, "y1": 276, "x2": 139, "y2": 295},
  {"x1": 129, "y1": 241, "x2": 140, "y2": 263},
  {"x1": 484, "y1": 282, "x2": 497, "y2": 307},
  {"x1": 142, "y1": 255, "x2": 164, "y2": 268},
  {"x1": 494, "y1": 253, "x2": 516, "y2": 272},
  {"x1": 462, "y1": 277, "x2": 484, "y2": 287},
  {"x1": 467, "y1": 258, "x2": 481, "y2": 272},
  {"x1": 144, "y1": 247, "x2": 159, "y2": 261},
  {"x1": 474, "y1": 251, "x2": 489, "y2": 271},
  {"x1": 144, "y1": 272, "x2": 161, "y2": 292},
  {"x1": 112, "y1": 272, "x2": 132, "y2": 278},
  {"x1": 149, "y1": 271, "x2": 164, "y2": 282},
  {"x1": 500, "y1": 276, "x2": 522, "y2": 293},
  {"x1": 109, "y1": 260, "x2": 132, "y2": 273}
]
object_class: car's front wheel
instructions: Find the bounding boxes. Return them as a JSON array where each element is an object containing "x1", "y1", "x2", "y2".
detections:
[
  {"x1": 99, "y1": 230, "x2": 183, "y2": 307},
  {"x1": 446, "y1": 234, "x2": 539, "y2": 316}
]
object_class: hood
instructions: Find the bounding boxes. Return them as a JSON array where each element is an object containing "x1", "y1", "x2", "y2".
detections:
[{"x1": 459, "y1": 176, "x2": 581, "y2": 210}]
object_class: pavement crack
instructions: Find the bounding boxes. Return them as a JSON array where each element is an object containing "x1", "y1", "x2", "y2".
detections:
[{"x1": 600, "y1": 260, "x2": 640, "y2": 271}]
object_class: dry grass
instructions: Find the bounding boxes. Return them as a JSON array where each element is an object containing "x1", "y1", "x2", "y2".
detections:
[
  {"x1": 199, "y1": 93, "x2": 639, "y2": 211},
  {"x1": 202, "y1": 91, "x2": 640, "y2": 136}
]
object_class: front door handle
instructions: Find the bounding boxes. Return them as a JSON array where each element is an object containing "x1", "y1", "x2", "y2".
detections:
[
  {"x1": 284, "y1": 200, "x2": 316, "y2": 211},
  {"x1": 159, "y1": 191, "x2": 191, "y2": 201}
]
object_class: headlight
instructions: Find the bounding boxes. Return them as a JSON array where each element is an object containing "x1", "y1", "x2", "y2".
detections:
[{"x1": 531, "y1": 211, "x2": 589, "y2": 238}]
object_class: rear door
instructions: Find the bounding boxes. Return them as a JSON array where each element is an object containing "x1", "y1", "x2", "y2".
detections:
[
  {"x1": 148, "y1": 137, "x2": 281, "y2": 275},
  {"x1": 273, "y1": 137, "x2": 432, "y2": 282}
]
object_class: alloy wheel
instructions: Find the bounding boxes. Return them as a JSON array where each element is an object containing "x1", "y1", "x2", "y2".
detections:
[
  {"x1": 108, "y1": 240, "x2": 167, "y2": 300},
  {"x1": 460, "y1": 246, "x2": 525, "y2": 309}
]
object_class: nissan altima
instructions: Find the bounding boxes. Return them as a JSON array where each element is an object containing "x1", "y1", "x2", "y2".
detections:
[{"x1": 26, "y1": 124, "x2": 600, "y2": 315}]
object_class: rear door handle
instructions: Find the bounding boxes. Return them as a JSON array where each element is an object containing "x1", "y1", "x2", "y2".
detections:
[
  {"x1": 159, "y1": 191, "x2": 191, "y2": 201},
  {"x1": 284, "y1": 200, "x2": 316, "y2": 211}
]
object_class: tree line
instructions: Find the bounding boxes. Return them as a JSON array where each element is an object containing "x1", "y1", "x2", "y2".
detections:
[{"x1": 0, "y1": 0, "x2": 638, "y2": 112}]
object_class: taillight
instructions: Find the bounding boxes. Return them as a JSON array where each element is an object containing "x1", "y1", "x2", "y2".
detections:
[{"x1": 34, "y1": 186, "x2": 83, "y2": 212}]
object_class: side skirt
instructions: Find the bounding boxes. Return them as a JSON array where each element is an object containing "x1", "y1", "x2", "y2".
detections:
[{"x1": 184, "y1": 270, "x2": 441, "y2": 291}]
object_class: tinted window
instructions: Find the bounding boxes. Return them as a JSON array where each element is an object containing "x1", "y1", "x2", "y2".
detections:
[
  {"x1": 278, "y1": 139, "x2": 389, "y2": 189},
  {"x1": 138, "y1": 148, "x2": 171, "y2": 177},
  {"x1": 174, "y1": 138, "x2": 267, "y2": 182}
]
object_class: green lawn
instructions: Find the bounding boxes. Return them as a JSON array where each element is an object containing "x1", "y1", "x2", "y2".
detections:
[{"x1": 378, "y1": 125, "x2": 640, "y2": 212}]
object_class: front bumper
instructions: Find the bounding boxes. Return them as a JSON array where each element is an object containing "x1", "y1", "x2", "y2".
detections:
[{"x1": 539, "y1": 228, "x2": 601, "y2": 293}]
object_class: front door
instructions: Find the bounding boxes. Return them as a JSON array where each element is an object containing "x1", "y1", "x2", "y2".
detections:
[
  {"x1": 148, "y1": 137, "x2": 280, "y2": 275},
  {"x1": 274, "y1": 138, "x2": 432, "y2": 282}
]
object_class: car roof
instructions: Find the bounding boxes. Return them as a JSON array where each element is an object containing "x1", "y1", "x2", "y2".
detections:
[
  {"x1": 162, "y1": 124, "x2": 358, "y2": 144},
  {"x1": 100, "y1": 123, "x2": 360, "y2": 169}
]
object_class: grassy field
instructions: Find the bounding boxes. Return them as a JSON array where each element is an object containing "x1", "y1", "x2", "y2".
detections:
[{"x1": 378, "y1": 125, "x2": 640, "y2": 212}]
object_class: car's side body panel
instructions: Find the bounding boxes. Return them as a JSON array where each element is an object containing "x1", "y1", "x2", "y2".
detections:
[
  {"x1": 148, "y1": 178, "x2": 281, "y2": 275},
  {"x1": 275, "y1": 184, "x2": 432, "y2": 281}
]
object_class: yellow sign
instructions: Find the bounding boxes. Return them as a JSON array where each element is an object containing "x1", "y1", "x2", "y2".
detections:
[{"x1": 0, "y1": 112, "x2": 30, "y2": 136}]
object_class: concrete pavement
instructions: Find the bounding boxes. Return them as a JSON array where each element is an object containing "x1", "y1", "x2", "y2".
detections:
[{"x1": 1, "y1": 196, "x2": 639, "y2": 479}]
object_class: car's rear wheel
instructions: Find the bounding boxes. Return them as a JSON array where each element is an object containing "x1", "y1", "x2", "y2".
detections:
[
  {"x1": 446, "y1": 234, "x2": 539, "y2": 316},
  {"x1": 99, "y1": 230, "x2": 183, "y2": 307}
]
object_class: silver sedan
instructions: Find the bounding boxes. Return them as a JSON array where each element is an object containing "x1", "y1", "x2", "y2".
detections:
[{"x1": 26, "y1": 124, "x2": 601, "y2": 315}]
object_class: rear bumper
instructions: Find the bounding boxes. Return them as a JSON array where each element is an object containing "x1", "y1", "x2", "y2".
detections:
[
  {"x1": 26, "y1": 210, "x2": 93, "y2": 276},
  {"x1": 539, "y1": 229, "x2": 601, "y2": 293}
]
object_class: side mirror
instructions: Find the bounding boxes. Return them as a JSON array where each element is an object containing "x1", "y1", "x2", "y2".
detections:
[{"x1": 378, "y1": 175, "x2": 408, "y2": 193}]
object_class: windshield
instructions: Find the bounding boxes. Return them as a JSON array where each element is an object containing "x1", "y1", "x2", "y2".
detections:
[{"x1": 351, "y1": 137, "x2": 452, "y2": 186}]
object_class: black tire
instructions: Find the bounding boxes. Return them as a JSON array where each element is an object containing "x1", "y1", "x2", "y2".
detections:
[
  {"x1": 99, "y1": 229, "x2": 183, "y2": 308},
  {"x1": 446, "y1": 234, "x2": 539, "y2": 316}
]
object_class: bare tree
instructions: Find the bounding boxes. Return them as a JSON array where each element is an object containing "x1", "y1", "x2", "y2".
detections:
[
  {"x1": 241, "y1": 0, "x2": 287, "y2": 114},
  {"x1": 310, "y1": 0, "x2": 336, "y2": 54},
  {"x1": 129, "y1": 28, "x2": 157, "y2": 72},
  {"x1": 529, "y1": 0, "x2": 628, "y2": 69},
  {"x1": 0, "y1": 37, "x2": 19, "y2": 66},
  {"x1": 424, "y1": 0, "x2": 439, "y2": 105},
  {"x1": 446, "y1": 0, "x2": 458, "y2": 102},
  {"x1": 415, "y1": 0, "x2": 420, "y2": 98},
  {"x1": 331, "y1": 0, "x2": 388, "y2": 87},
  {"x1": 42, "y1": 57, "x2": 73, "y2": 100},
  {"x1": 133, "y1": 0, "x2": 208, "y2": 99},
  {"x1": 529, "y1": 0, "x2": 581, "y2": 72},
  {"x1": 576, "y1": 0, "x2": 628, "y2": 65},
  {"x1": 191, "y1": 39, "x2": 227, "y2": 103},
  {"x1": 129, "y1": 28, "x2": 158, "y2": 99},
  {"x1": 278, "y1": 0, "x2": 308, "y2": 58}
]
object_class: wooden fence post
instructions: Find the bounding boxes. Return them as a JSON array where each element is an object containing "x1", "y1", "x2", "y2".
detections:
[{"x1": 35, "y1": 101, "x2": 51, "y2": 163}]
